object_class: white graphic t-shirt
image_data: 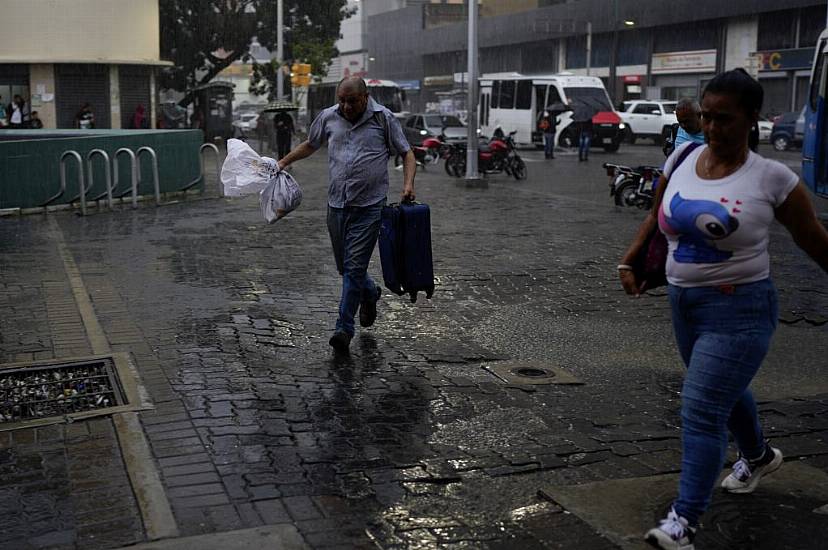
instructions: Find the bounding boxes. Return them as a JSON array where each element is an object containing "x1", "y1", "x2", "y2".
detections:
[{"x1": 659, "y1": 142, "x2": 799, "y2": 287}]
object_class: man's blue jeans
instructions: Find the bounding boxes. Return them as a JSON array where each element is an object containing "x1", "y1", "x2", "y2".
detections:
[
  {"x1": 668, "y1": 279, "x2": 778, "y2": 525},
  {"x1": 578, "y1": 131, "x2": 592, "y2": 159},
  {"x1": 543, "y1": 131, "x2": 555, "y2": 158},
  {"x1": 327, "y1": 201, "x2": 384, "y2": 336}
]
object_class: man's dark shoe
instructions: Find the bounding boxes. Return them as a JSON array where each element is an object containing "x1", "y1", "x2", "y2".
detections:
[
  {"x1": 359, "y1": 284, "x2": 382, "y2": 328},
  {"x1": 329, "y1": 331, "x2": 352, "y2": 353}
]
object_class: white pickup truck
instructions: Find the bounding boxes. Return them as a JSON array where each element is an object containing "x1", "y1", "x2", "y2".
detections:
[{"x1": 619, "y1": 100, "x2": 678, "y2": 145}]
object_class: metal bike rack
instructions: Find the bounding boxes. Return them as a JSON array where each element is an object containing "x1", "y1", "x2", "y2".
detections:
[
  {"x1": 87, "y1": 149, "x2": 114, "y2": 210},
  {"x1": 182, "y1": 143, "x2": 222, "y2": 197},
  {"x1": 113, "y1": 148, "x2": 139, "y2": 208},
  {"x1": 47, "y1": 150, "x2": 83, "y2": 209},
  {"x1": 136, "y1": 146, "x2": 161, "y2": 205}
]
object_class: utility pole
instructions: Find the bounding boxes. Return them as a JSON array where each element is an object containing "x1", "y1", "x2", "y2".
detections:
[
  {"x1": 586, "y1": 21, "x2": 592, "y2": 76},
  {"x1": 465, "y1": 0, "x2": 481, "y2": 182},
  {"x1": 608, "y1": 0, "x2": 618, "y2": 103},
  {"x1": 276, "y1": 0, "x2": 284, "y2": 100}
]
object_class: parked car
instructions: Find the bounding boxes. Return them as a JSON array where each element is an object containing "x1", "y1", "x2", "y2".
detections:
[
  {"x1": 618, "y1": 100, "x2": 677, "y2": 144},
  {"x1": 771, "y1": 109, "x2": 805, "y2": 151},
  {"x1": 757, "y1": 116, "x2": 773, "y2": 142},
  {"x1": 402, "y1": 113, "x2": 467, "y2": 145}
]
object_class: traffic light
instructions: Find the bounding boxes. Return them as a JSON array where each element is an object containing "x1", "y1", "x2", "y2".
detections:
[{"x1": 290, "y1": 63, "x2": 312, "y2": 87}]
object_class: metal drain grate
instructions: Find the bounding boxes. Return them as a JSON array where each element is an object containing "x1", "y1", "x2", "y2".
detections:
[
  {"x1": 0, "y1": 353, "x2": 152, "y2": 431},
  {"x1": 483, "y1": 360, "x2": 583, "y2": 385},
  {"x1": 0, "y1": 358, "x2": 126, "y2": 423}
]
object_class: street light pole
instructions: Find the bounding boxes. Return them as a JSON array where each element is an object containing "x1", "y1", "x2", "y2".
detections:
[
  {"x1": 586, "y1": 21, "x2": 592, "y2": 77},
  {"x1": 608, "y1": 0, "x2": 618, "y2": 103},
  {"x1": 465, "y1": 0, "x2": 481, "y2": 181},
  {"x1": 276, "y1": 0, "x2": 284, "y2": 100}
]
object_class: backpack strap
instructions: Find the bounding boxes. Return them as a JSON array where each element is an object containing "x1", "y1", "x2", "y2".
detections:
[
  {"x1": 669, "y1": 142, "x2": 702, "y2": 179},
  {"x1": 373, "y1": 111, "x2": 396, "y2": 157}
]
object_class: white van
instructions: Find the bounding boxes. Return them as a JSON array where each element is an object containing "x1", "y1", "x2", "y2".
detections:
[{"x1": 479, "y1": 72, "x2": 624, "y2": 151}]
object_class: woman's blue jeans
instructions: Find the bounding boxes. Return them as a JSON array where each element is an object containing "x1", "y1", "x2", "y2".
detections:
[
  {"x1": 668, "y1": 279, "x2": 778, "y2": 525},
  {"x1": 543, "y1": 131, "x2": 555, "y2": 158},
  {"x1": 327, "y1": 201, "x2": 384, "y2": 336}
]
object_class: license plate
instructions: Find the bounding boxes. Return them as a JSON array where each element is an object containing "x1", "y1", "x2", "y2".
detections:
[{"x1": 602, "y1": 138, "x2": 612, "y2": 144}]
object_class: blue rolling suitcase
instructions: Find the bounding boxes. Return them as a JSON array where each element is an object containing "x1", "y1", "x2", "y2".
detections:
[{"x1": 378, "y1": 202, "x2": 435, "y2": 303}]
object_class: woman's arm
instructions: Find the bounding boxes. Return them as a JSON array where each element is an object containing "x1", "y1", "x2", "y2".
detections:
[
  {"x1": 618, "y1": 174, "x2": 669, "y2": 296},
  {"x1": 775, "y1": 182, "x2": 828, "y2": 273}
]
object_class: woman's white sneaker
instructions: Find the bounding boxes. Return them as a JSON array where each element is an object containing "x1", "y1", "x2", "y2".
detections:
[
  {"x1": 721, "y1": 446, "x2": 783, "y2": 494},
  {"x1": 645, "y1": 507, "x2": 696, "y2": 550}
]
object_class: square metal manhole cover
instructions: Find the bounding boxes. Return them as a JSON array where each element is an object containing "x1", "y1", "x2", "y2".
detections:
[
  {"x1": 0, "y1": 353, "x2": 151, "y2": 431},
  {"x1": 483, "y1": 360, "x2": 583, "y2": 385}
]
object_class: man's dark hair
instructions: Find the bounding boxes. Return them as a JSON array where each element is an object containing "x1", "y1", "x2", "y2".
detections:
[
  {"x1": 337, "y1": 76, "x2": 367, "y2": 95},
  {"x1": 702, "y1": 68, "x2": 763, "y2": 117}
]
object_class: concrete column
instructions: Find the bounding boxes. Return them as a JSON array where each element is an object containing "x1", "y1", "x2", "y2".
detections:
[
  {"x1": 558, "y1": 39, "x2": 567, "y2": 72},
  {"x1": 29, "y1": 64, "x2": 56, "y2": 129},
  {"x1": 110, "y1": 65, "x2": 121, "y2": 129},
  {"x1": 150, "y1": 69, "x2": 157, "y2": 129},
  {"x1": 724, "y1": 16, "x2": 759, "y2": 72}
]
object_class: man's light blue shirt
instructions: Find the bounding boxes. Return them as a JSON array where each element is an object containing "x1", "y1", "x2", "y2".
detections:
[
  {"x1": 675, "y1": 126, "x2": 705, "y2": 148},
  {"x1": 307, "y1": 97, "x2": 410, "y2": 208}
]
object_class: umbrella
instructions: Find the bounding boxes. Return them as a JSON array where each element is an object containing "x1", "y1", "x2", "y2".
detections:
[
  {"x1": 570, "y1": 99, "x2": 598, "y2": 122},
  {"x1": 262, "y1": 99, "x2": 298, "y2": 112},
  {"x1": 544, "y1": 101, "x2": 571, "y2": 115}
]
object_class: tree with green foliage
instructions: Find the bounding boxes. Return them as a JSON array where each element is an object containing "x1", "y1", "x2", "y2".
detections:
[{"x1": 159, "y1": 0, "x2": 354, "y2": 106}]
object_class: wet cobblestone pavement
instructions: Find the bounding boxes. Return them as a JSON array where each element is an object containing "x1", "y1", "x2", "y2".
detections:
[{"x1": 1, "y1": 144, "x2": 827, "y2": 548}]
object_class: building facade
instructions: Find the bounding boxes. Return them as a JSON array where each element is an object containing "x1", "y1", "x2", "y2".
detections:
[
  {"x1": 367, "y1": 0, "x2": 825, "y2": 118},
  {"x1": 0, "y1": 0, "x2": 169, "y2": 129}
]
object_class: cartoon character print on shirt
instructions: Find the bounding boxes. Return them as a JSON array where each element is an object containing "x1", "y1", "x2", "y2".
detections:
[{"x1": 659, "y1": 193, "x2": 740, "y2": 263}]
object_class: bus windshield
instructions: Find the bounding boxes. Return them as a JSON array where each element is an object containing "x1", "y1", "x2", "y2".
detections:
[
  {"x1": 563, "y1": 87, "x2": 612, "y2": 112},
  {"x1": 369, "y1": 86, "x2": 403, "y2": 113}
]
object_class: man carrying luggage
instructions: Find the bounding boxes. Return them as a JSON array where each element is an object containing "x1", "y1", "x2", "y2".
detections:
[{"x1": 277, "y1": 76, "x2": 416, "y2": 352}]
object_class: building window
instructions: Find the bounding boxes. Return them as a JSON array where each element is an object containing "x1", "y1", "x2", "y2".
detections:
[
  {"x1": 757, "y1": 10, "x2": 796, "y2": 51},
  {"x1": 799, "y1": 6, "x2": 825, "y2": 49},
  {"x1": 653, "y1": 22, "x2": 719, "y2": 54}
]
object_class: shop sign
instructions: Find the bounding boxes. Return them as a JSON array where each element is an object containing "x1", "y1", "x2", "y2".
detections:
[
  {"x1": 753, "y1": 48, "x2": 815, "y2": 72},
  {"x1": 623, "y1": 75, "x2": 641, "y2": 83},
  {"x1": 396, "y1": 80, "x2": 421, "y2": 91},
  {"x1": 651, "y1": 50, "x2": 717, "y2": 74},
  {"x1": 424, "y1": 75, "x2": 454, "y2": 87}
]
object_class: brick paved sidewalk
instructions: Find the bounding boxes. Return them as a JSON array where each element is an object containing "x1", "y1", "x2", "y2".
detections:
[{"x1": 1, "y1": 151, "x2": 827, "y2": 549}]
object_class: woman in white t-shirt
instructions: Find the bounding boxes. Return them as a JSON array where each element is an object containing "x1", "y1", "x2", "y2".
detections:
[{"x1": 619, "y1": 69, "x2": 828, "y2": 550}]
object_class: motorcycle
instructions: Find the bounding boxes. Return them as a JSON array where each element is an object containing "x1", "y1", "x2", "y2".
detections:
[
  {"x1": 394, "y1": 137, "x2": 447, "y2": 171},
  {"x1": 444, "y1": 130, "x2": 527, "y2": 180},
  {"x1": 603, "y1": 162, "x2": 663, "y2": 209}
]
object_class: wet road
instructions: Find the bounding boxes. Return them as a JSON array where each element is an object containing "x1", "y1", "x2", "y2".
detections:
[{"x1": 1, "y1": 139, "x2": 826, "y2": 549}]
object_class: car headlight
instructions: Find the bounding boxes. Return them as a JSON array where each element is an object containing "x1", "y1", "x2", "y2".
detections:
[{"x1": 618, "y1": 123, "x2": 626, "y2": 130}]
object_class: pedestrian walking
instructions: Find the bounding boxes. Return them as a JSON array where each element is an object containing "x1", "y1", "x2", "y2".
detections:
[
  {"x1": 664, "y1": 98, "x2": 705, "y2": 157},
  {"x1": 273, "y1": 110, "x2": 294, "y2": 161},
  {"x1": 538, "y1": 110, "x2": 555, "y2": 159},
  {"x1": 7, "y1": 95, "x2": 27, "y2": 129},
  {"x1": 75, "y1": 103, "x2": 95, "y2": 129},
  {"x1": 618, "y1": 68, "x2": 828, "y2": 550},
  {"x1": 129, "y1": 104, "x2": 149, "y2": 129},
  {"x1": 276, "y1": 76, "x2": 416, "y2": 353}
]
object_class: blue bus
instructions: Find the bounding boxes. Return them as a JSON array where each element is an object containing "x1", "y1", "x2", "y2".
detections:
[{"x1": 803, "y1": 28, "x2": 828, "y2": 196}]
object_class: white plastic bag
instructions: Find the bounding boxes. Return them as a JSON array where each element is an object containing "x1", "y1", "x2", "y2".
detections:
[
  {"x1": 220, "y1": 139, "x2": 302, "y2": 223},
  {"x1": 260, "y1": 170, "x2": 302, "y2": 224},
  {"x1": 220, "y1": 138, "x2": 279, "y2": 196}
]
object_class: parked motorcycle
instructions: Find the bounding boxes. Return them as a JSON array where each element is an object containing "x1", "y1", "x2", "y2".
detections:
[
  {"x1": 603, "y1": 162, "x2": 663, "y2": 209},
  {"x1": 394, "y1": 136, "x2": 446, "y2": 171},
  {"x1": 445, "y1": 130, "x2": 527, "y2": 180}
]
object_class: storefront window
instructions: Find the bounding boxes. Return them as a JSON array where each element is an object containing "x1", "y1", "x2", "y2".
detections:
[{"x1": 799, "y1": 6, "x2": 825, "y2": 49}]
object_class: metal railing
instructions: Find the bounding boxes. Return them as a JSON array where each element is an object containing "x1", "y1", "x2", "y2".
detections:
[
  {"x1": 182, "y1": 143, "x2": 222, "y2": 197},
  {"x1": 136, "y1": 146, "x2": 161, "y2": 205},
  {"x1": 113, "y1": 148, "x2": 139, "y2": 208},
  {"x1": 47, "y1": 150, "x2": 82, "y2": 209},
  {"x1": 87, "y1": 149, "x2": 114, "y2": 210}
]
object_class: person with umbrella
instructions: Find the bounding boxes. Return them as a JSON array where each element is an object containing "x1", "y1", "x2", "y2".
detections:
[
  {"x1": 263, "y1": 100, "x2": 297, "y2": 160},
  {"x1": 538, "y1": 101, "x2": 571, "y2": 160},
  {"x1": 570, "y1": 98, "x2": 599, "y2": 161}
]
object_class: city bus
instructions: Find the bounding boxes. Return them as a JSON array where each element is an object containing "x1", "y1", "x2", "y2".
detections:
[
  {"x1": 803, "y1": 28, "x2": 828, "y2": 197},
  {"x1": 307, "y1": 79, "x2": 406, "y2": 122},
  {"x1": 479, "y1": 72, "x2": 624, "y2": 151}
]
